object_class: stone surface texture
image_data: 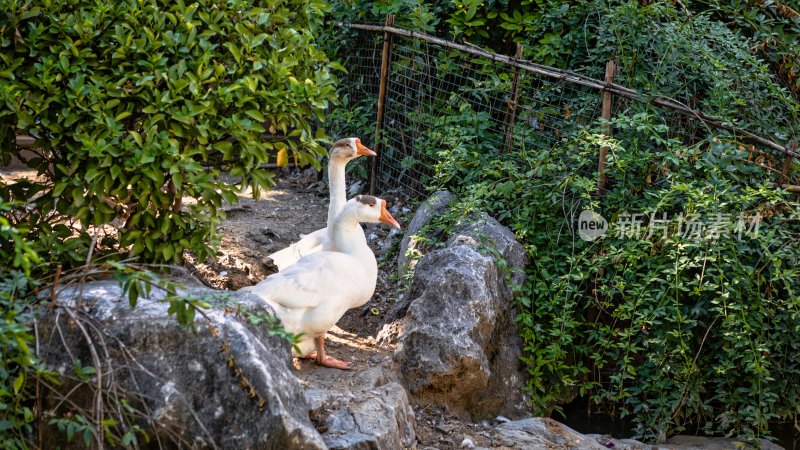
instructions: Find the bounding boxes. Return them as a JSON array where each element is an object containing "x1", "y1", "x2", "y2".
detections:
[{"x1": 36, "y1": 281, "x2": 326, "y2": 450}]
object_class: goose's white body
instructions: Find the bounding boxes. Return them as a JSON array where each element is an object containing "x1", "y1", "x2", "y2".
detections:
[
  {"x1": 268, "y1": 138, "x2": 373, "y2": 270},
  {"x1": 241, "y1": 196, "x2": 397, "y2": 365}
]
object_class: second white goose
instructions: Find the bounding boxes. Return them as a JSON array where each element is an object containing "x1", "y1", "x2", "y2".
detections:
[
  {"x1": 268, "y1": 138, "x2": 375, "y2": 270},
  {"x1": 241, "y1": 195, "x2": 400, "y2": 369}
]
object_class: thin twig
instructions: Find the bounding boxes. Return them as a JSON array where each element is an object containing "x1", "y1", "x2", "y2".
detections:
[
  {"x1": 61, "y1": 306, "x2": 105, "y2": 449},
  {"x1": 49, "y1": 264, "x2": 62, "y2": 307}
]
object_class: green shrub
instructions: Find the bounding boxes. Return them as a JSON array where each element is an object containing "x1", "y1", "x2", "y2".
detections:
[
  {"x1": 0, "y1": 201, "x2": 41, "y2": 449},
  {"x1": 690, "y1": 0, "x2": 800, "y2": 99},
  {"x1": 0, "y1": 0, "x2": 338, "y2": 265}
]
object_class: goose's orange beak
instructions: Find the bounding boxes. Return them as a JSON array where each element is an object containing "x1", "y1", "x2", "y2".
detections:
[
  {"x1": 379, "y1": 200, "x2": 401, "y2": 229},
  {"x1": 356, "y1": 138, "x2": 376, "y2": 156}
]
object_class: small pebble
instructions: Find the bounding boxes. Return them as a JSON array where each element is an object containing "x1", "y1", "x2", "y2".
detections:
[
  {"x1": 435, "y1": 424, "x2": 453, "y2": 434},
  {"x1": 219, "y1": 271, "x2": 228, "y2": 277},
  {"x1": 495, "y1": 415, "x2": 510, "y2": 423},
  {"x1": 460, "y1": 437, "x2": 475, "y2": 448},
  {"x1": 260, "y1": 226, "x2": 280, "y2": 238}
]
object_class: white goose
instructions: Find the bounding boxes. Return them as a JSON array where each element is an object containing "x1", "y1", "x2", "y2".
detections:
[
  {"x1": 268, "y1": 138, "x2": 375, "y2": 270},
  {"x1": 240, "y1": 195, "x2": 401, "y2": 369}
]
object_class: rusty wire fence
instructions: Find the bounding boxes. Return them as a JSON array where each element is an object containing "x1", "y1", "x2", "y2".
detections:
[{"x1": 327, "y1": 21, "x2": 800, "y2": 200}]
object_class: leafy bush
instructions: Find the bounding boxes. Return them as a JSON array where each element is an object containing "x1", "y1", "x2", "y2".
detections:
[
  {"x1": 0, "y1": 0, "x2": 338, "y2": 265},
  {"x1": 0, "y1": 202, "x2": 41, "y2": 449},
  {"x1": 691, "y1": 0, "x2": 800, "y2": 99},
  {"x1": 0, "y1": 273, "x2": 39, "y2": 450},
  {"x1": 586, "y1": 4, "x2": 799, "y2": 142}
]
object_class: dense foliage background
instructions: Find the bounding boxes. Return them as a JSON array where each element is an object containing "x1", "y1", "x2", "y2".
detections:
[{"x1": 325, "y1": 0, "x2": 800, "y2": 444}]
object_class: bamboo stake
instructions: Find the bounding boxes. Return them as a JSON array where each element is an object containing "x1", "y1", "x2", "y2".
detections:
[
  {"x1": 503, "y1": 43, "x2": 523, "y2": 154},
  {"x1": 771, "y1": 182, "x2": 800, "y2": 193},
  {"x1": 597, "y1": 60, "x2": 616, "y2": 194},
  {"x1": 347, "y1": 23, "x2": 798, "y2": 159},
  {"x1": 780, "y1": 140, "x2": 797, "y2": 186},
  {"x1": 369, "y1": 15, "x2": 395, "y2": 196}
]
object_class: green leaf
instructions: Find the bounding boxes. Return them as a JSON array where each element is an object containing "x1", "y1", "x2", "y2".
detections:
[
  {"x1": 162, "y1": 244, "x2": 174, "y2": 261},
  {"x1": 130, "y1": 130, "x2": 143, "y2": 147},
  {"x1": 245, "y1": 109, "x2": 265, "y2": 121},
  {"x1": 115, "y1": 111, "x2": 132, "y2": 121},
  {"x1": 12, "y1": 374, "x2": 23, "y2": 394},
  {"x1": 224, "y1": 42, "x2": 241, "y2": 64}
]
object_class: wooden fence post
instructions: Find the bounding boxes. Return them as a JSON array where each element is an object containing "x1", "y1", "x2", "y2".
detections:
[
  {"x1": 596, "y1": 60, "x2": 616, "y2": 195},
  {"x1": 780, "y1": 140, "x2": 797, "y2": 187},
  {"x1": 369, "y1": 15, "x2": 395, "y2": 196},
  {"x1": 503, "y1": 43, "x2": 524, "y2": 154}
]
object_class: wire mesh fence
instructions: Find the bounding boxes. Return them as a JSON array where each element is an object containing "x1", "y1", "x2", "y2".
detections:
[{"x1": 332, "y1": 23, "x2": 799, "y2": 199}]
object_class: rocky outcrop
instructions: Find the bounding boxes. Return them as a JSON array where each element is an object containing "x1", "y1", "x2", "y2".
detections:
[
  {"x1": 381, "y1": 194, "x2": 530, "y2": 420},
  {"x1": 306, "y1": 365, "x2": 416, "y2": 449},
  {"x1": 492, "y1": 418, "x2": 608, "y2": 449},
  {"x1": 36, "y1": 280, "x2": 325, "y2": 449},
  {"x1": 662, "y1": 435, "x2": 784, "y2": 450},
  {"x1": 396, "y1": 190, "x2": 453, "y2": 271}
]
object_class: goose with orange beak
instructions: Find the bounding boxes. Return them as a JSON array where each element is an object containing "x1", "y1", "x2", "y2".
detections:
[
  {"x1": 241, "y1": 195, "x2": 400, "y2": 369},
  {"x1": 268, "y1": 138, "x2": 376, "y2": 270}
]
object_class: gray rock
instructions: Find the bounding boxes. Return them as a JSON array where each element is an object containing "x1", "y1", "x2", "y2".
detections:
[
  {"x1": 495, "y1": 418, "x2": 607, "y2": 449},
  {"x1": 36, "y1": 280, "x2": 325, "y2": 450},
  {"x1": 446, "y1": 212, "x2": 527, "y2": 290},
  {"x1": 396, "y1": 190, "x2": 454, "y2": 271},
  {"x1": 664, "y1": 435, "x2": 784, "y2": 450},
  {"x1": 382, "y1": 208, "x2": 530, "y2": 420},
  {"x1": 306, "y1": 366, "x2": 416, "y2": 449},
  {"x1": 587, "y1": 434, "x2": 665, "y2": 449}
]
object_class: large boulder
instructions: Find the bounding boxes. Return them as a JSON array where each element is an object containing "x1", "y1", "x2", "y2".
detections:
[
  {"x1": 493, "y1": 418, "x2": 608, "y2": 449},
  {"x1": 380, "y1": 203, "x2": 530, "y2": 420},
  {"x1": 305, "y1": 365, "x2": 416, "y2": 449},
  {"x1": 36, "y1": 280, "x2": 326, "y2": 449}
]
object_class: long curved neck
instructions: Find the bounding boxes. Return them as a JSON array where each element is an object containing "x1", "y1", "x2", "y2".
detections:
[
  {"x1": 331, "y1": 207, "x2": 377, "y2": 283},
  {"x1": 327, "y1": 157, "x2": 347, "y2": 229}
]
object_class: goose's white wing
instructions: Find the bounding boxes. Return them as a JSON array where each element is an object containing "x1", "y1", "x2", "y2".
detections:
[
  {"x1": 268, "y1": 228, "x2": 330, "y2": 271},
  {"x1": 243, "y1": 251, "x2": 359, "y2": 310}
]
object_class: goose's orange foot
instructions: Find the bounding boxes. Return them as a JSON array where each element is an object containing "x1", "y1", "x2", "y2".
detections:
[
  {"x1": 313, "y1": 335, "x2": 350, "y2": 370},
  {"x1": 317, "y1": 355, "x2": 351, "y2": 370}
]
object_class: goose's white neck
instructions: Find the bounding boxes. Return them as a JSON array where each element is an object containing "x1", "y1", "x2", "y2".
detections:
[
  {"x1": 330, "y1": 205, "x2": 377, "y2": 284},
  {"x1": 327, "y1": 156, "x2": 347, "y2": 228}
]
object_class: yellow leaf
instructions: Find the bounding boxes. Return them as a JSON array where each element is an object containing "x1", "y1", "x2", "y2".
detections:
[{"x1": 276, "y1": 148, "x2": 288, "y2": 167}]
